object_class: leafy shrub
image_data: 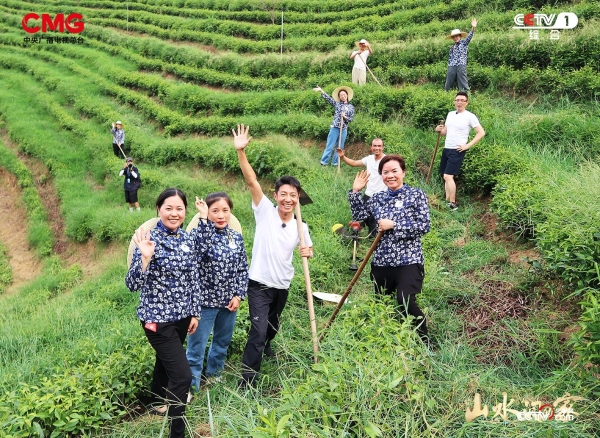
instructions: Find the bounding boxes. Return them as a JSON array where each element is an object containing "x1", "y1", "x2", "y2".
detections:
[
  {"x1": 275, "y1": 296, "x2": 429, "y2": 436},
  {"x1": 490, "y1": 171, "x2": 547, "y2": 238},
  {"x1": 570, "y1": 288, "x2": 600, "y2": 369},
  {"x1": 0, "y1": 339, "x2": 153, "y2": 437},
  {"x1": 461, "y1": 142, "x2": 531, "y2": 194},
  {"x1": 535, "y1": 163, "x2": 600, "y2": 293}
]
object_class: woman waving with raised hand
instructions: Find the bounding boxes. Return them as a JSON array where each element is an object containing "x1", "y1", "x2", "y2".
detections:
[
  {"x1": 186, "y1": 192, "x2": 249, "y2": 392},
  {"x1": 348, "y1": 155, "x2": 432, "y2": 346},
  {"x1": 126, "y1": 188, "x2": 201, "y2": 438}
]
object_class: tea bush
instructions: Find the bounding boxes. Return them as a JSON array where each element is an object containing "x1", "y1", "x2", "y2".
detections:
[
  {"x1": 461, "y1": 142, "x2": 531, "y2": 194},
  {"x1": 570, "y1": 289, "x2": 600, "y2": 370},
  {"x1": 0, "y1": 339, "x2": 152, "y2": 437},
  {"x1": 257, "y1": 296, "x2": 429, "y2": 436},
  {"x1": 490, "y1": 171, "x2": 547, "y2": 238},
  {"x1": 535, "y1": 162, "x2": 600, "y2": 293}
]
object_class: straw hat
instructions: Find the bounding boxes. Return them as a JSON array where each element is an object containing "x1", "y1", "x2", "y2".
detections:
[
  {"x1": 446, "y1": 29, "x2": 467, "y2": 39},
  {"x1": 127, "y1": 214, "x2": 244, "y2": 268},
  {"x1": 332, "y1": 86, "x2": 354, "y2": 102},
  {"x1": 186, "y1": 212, "x2": 242, "y2": 235}
]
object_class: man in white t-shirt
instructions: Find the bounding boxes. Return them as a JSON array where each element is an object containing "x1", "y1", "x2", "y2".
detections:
[
  {"x1": 435, "y1": 92, "x2": 485, "y2": 210},
  {"x1": 350, "y1": 39, "x2": 373, "y2": 86},
  {"x1": 233, "y1": 124, "x2": 313, "y2": 387},
  {"x1": 337, "y1": 138, "x2": 386, "y2": 235}
]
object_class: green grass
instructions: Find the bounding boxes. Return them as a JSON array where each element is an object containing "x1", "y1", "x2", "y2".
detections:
[
  {"x1": 0, "y1": 0, "x2": 599, "y2": 436},
  {"x1": 0, "y1": 242, "x2": 11, "y2": 293}
]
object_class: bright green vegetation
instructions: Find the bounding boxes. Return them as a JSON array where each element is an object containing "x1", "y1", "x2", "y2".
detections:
[
  {"x1": 0, "y1": 0, "x2": 599, "y2": 436},
  {"x1": 0, "y1": 242, "x2": 11, "y2": 292}
]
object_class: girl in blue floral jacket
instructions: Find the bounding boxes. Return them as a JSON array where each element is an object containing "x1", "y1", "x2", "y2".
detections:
[{"x1": 186, "y1": 192, "x2": 249, "y2": 390}]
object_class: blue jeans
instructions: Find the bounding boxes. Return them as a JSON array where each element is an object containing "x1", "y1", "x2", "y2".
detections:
[
  {"x1": 320, "y1": 127, "x2": 348, "y2": 166},
  {"x1": 186, "y1": 306, "x2": 237, "y2": 390}
]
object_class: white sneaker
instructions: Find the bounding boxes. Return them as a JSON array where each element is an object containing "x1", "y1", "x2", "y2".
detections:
[{"x1": 187, "y1": 392, "x2": 193, "y2": 404}]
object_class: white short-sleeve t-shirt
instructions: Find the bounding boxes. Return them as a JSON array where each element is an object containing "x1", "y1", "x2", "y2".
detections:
[
  {"x1": 248, "y1": 194, "x2": 313, "y2": 289},
  {"x1": 352, "y1": 51, "x2": 370, "y2": 71},
  {"x1": 444, "y1": 110, "x2": 481, "y2": 149},
  {"x1": 361, "y1": 154, "x2": 387, "y2": 197}
]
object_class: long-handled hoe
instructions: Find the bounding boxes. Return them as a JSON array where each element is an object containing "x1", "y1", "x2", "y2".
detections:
[
  {"x1": 425, "y1": 120, "x2": 445, "y2": 184},
  {"x1": 318, "y1": 230, "x2": 384, "y2": 342},
  {"x1": 295, "y1": 190, "x2": 320, "y2": 363}
]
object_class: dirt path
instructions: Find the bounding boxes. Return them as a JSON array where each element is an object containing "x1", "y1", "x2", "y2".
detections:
[
  {"x1": 0, "y1": 132, "x2": 122, "y2": 294},
  {"x1": 0, "y1": 168, "x2": 43, "y2": 294}
]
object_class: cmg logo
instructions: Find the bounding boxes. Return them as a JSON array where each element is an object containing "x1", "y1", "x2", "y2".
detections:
[{"x1": 21, "y1": 13, "x2": 85, "y2": 34}]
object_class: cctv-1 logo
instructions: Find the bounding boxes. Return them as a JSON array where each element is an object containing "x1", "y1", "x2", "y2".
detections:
[
  {"x1": 513, "y1": 12, "x2": 578, "y2": 30},
  {"x1": 22, "y1": 13, "x2": 84, "y2": 34}
]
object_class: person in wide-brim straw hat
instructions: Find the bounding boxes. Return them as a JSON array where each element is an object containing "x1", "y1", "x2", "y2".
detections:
[
  {"x1": 350, "y1": 39, "x2": 373, "y2": 86},
  {"x1": 444, "y1": 17, "x2": 478, "y2": 92},
  {"x1": 332, "y1": 85, "x2": 354, "y2": 102},
  {"x1": 312, "y1": 85, "x2": 355, "y2": 166},
  {"x1": 446, "y1": 29, "x2": 468, "y2": 39}
]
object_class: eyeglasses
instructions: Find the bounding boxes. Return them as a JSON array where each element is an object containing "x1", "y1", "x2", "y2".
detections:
[{"x1": 454, "y1": 99, "x2": 468, "y2": 102}]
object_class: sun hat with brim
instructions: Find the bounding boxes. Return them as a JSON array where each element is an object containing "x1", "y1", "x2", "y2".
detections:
[
  {"x1": 116, "y1": 120, "x2": 122, "y2": 125},
  {"x1": 332, "y1": 86, "x2": 354, "y2": 102},
  {"x1": 127, "y1": 213, "x2": 244, "y2": 268},
  {"x1": 446, "y1": 29, "x2": 467, "y2": 39},
  {"x1": 186, "y1": 212, "x2": 242, "y2": 235}
]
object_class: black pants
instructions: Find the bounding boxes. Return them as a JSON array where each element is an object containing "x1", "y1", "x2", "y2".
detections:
[
  {"x1": 113, "y1": 142, "x2": 125, "y2": 158},
  {"x1": 362, "y1": 194, "x2": 377, "y2": 236},
  {"x1": 143, "y1": 317, "x2": 192, "y2": 438},
  {"x1": 240, "y1": 280, "x2": 289, "y2": 383},
  {"x1": 370, "y1": 264, "x2": 428, "y2": 341}
]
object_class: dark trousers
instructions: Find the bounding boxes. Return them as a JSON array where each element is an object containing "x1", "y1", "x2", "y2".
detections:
[
  {"x1": 445, "y1": 64, "x2": 469, "y2": 91},
  {"x1": 143, "y1": 317, "x2": 192, "y2": 438},
  {"x1": 241, "y1": 280, "x2": 289, "y2": 383},
  {"x1": 362, "y1": 194, "x2": 377, "y2": 236},
  {"x1": 370, "y1": 264, "x2": 428, "y2": 341},
  {"x1": 113, "y1": 142, "x2": 125, "y2": 158}
]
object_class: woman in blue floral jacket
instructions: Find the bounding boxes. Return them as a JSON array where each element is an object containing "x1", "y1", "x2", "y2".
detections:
[
  {"x1": 126, "y1": 188, "x2": 201, "y2": 438},
  {"x1": 186, "y1": 192, "x2": 249, "y2": 390},
  {"x1": 348, "y1": 155, "x2": 431, "y2": 344}
]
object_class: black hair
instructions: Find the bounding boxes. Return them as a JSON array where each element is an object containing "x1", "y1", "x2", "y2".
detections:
[
  {"x1": 274, "y1": 175, "x2": 301, "y2": 194},
  {"x1": 378, "y1": 154, "x2": 406, "y2": 174},
  {"x1": 205, "y1": 192, "x2": 233, "y2": 209},
  {"x1": 455, "y1": 91, "x2": 469, "y2": 101},
  {"x1": 156, "y1": 188, "x2": 187, "y2": 209}
]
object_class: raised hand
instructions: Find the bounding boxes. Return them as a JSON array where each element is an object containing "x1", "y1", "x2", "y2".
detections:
[
  {"x1": 195, "y1": 196, "x2": 208, "y2": 217},
  {"x1": 312, "y1": 86, "x2": 323, "y2": 93},
  {"x1": 471, "y1": 17, "x2": 477, "y2": 28},
  {"x1": 352, "y1": 170, "x2": 370, "y2": 193},
  {"x1": 232, "y1": 124, "x2": 252, "y2": 151},
  {"x1": 132, "y1": 226, "x2": 155, "y2": 259}
]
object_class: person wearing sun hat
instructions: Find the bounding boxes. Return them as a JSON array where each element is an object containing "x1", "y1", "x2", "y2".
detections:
[
  {"x1": 350, "y1": 39, "x2": 373, "y2": 86},
  {"x1": 444, "y1": 18, "x2": 477, "y2": 92},
  {"x1": 313, "y1": 85, "x2": 355, "y2": 166},
  {"x1": 111, "y1": 120, "x2": 126, "y2": 158}
]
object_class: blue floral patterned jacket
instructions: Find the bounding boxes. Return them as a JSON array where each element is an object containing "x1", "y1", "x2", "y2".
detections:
[
  {"x1": 349, "y1": 185, "x2": 430, "y2": 266},
  {"x1": 126, "y1": 220, "x2": 202, "y2": 323},
  {"x1": 195, "y1": 220, "x2": 249, "y2": 308}
]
